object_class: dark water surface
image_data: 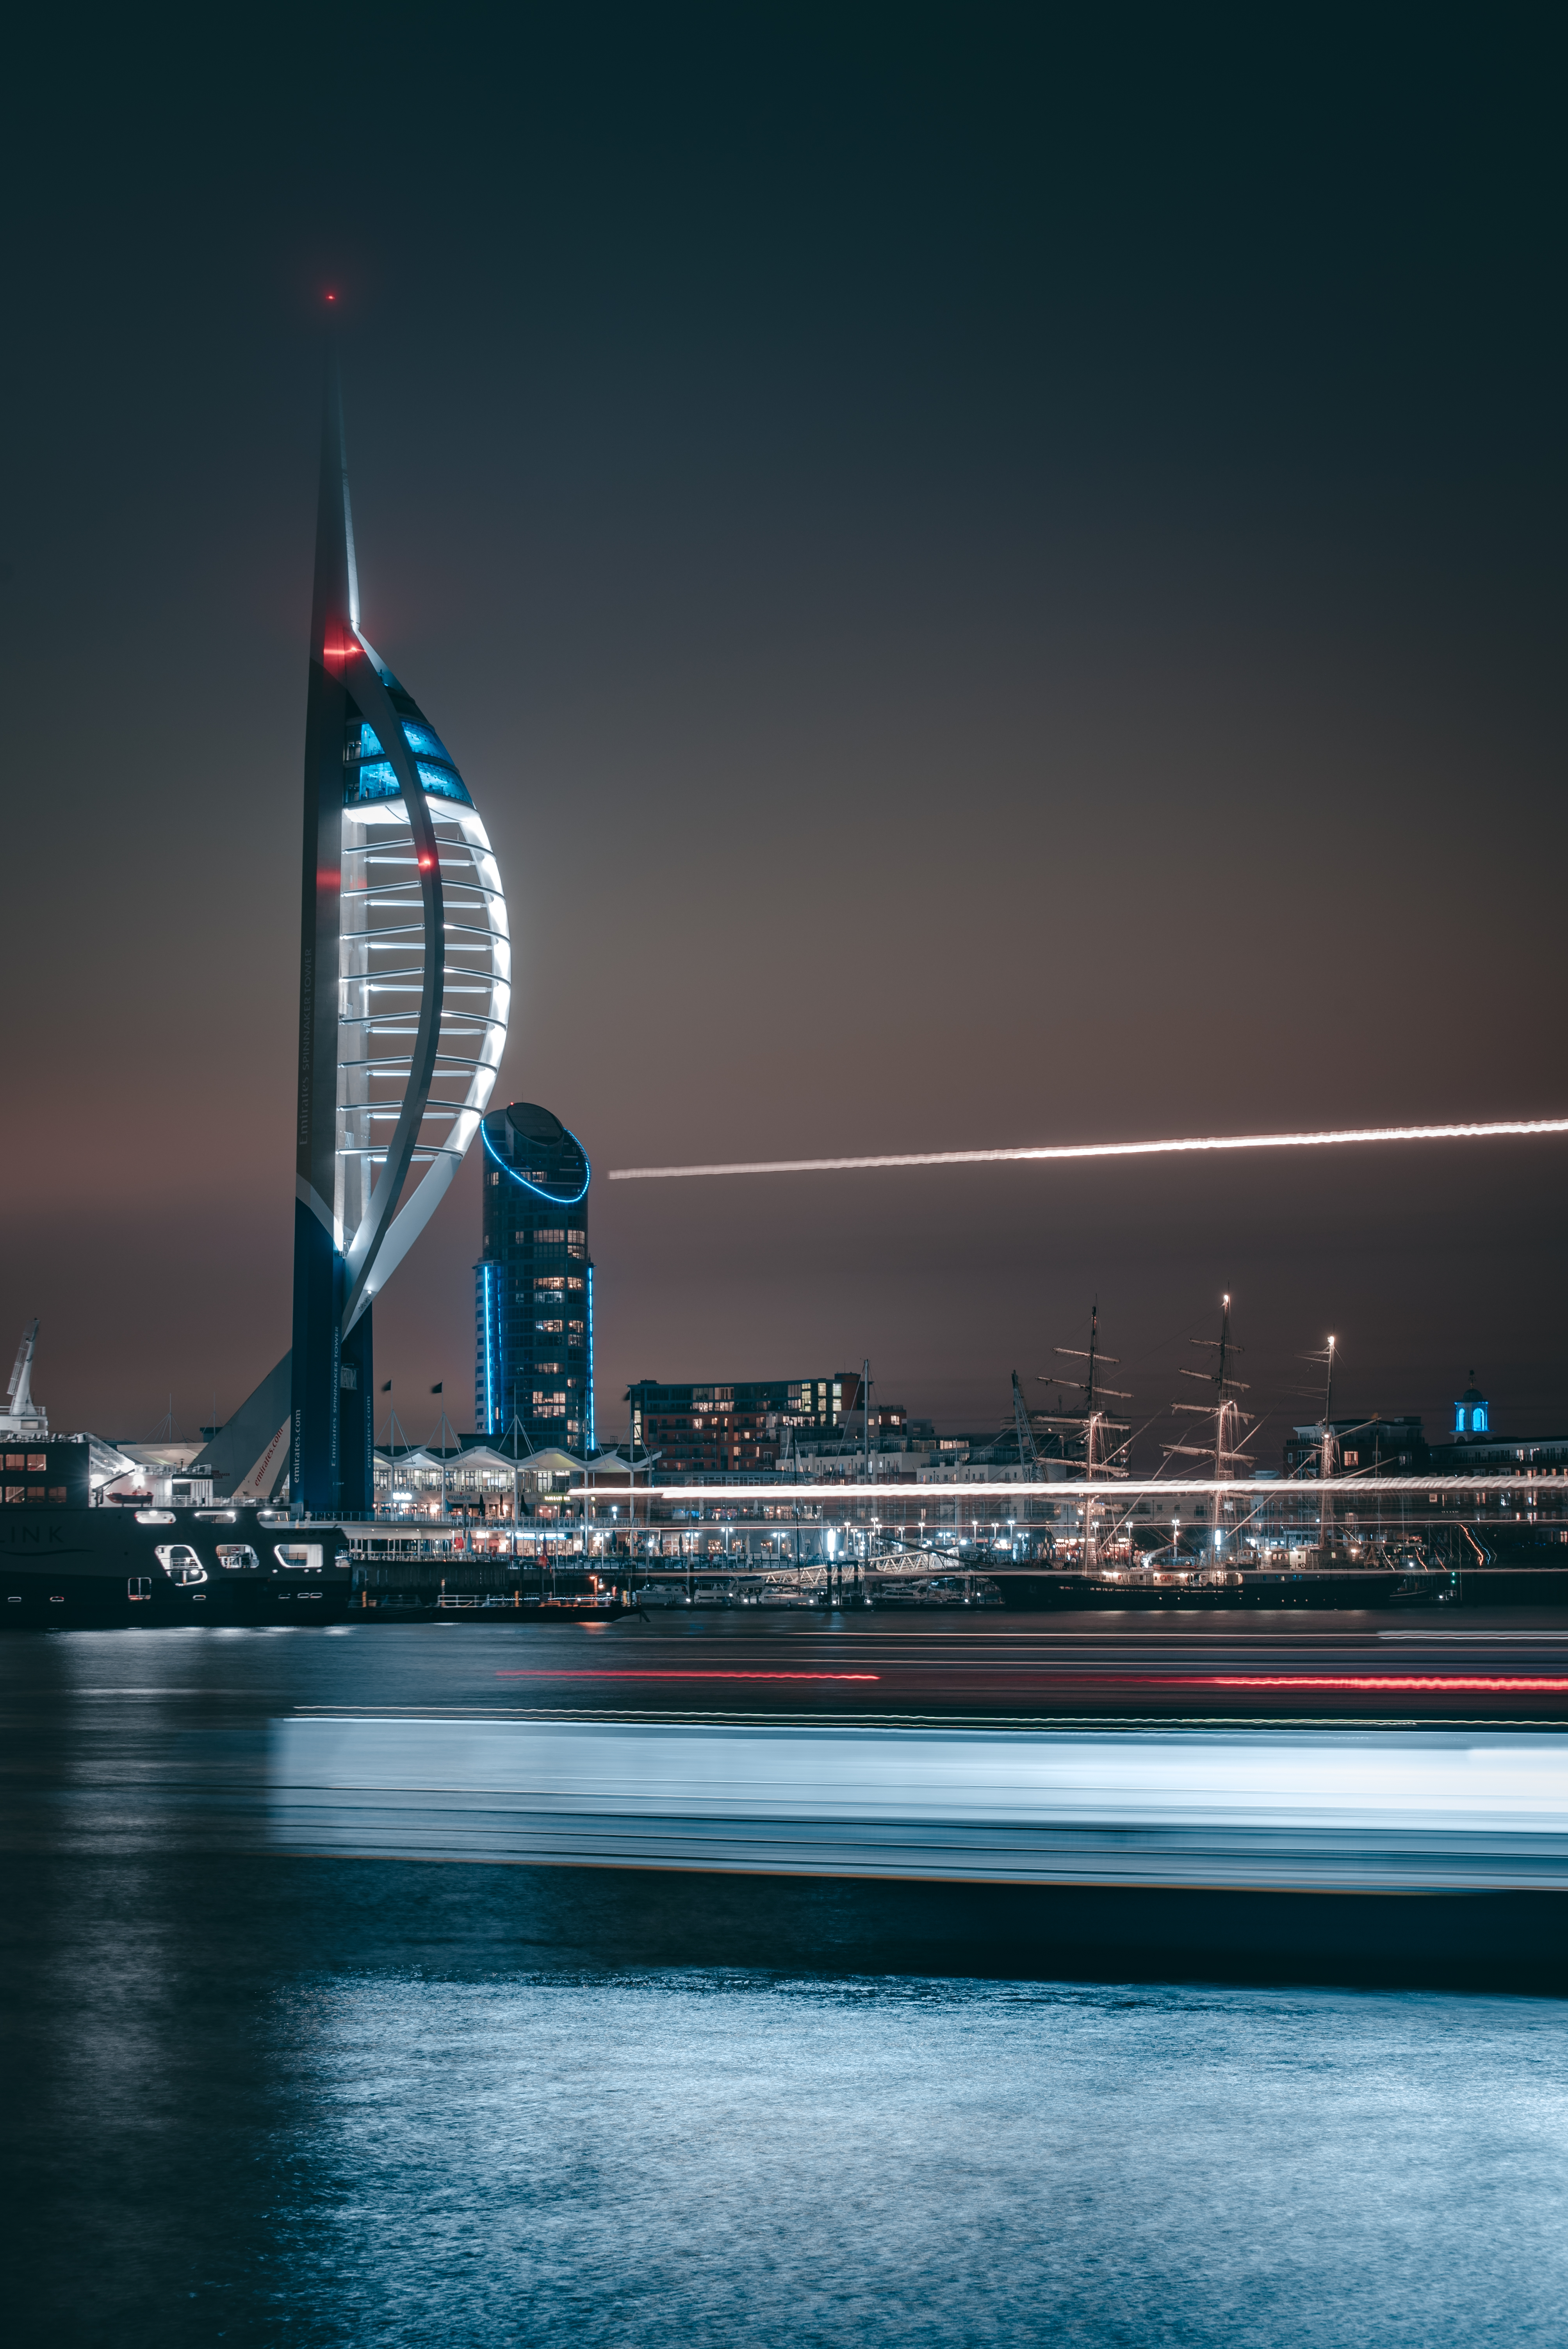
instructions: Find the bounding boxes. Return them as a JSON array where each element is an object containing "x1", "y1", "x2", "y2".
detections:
[{"x1": 5, "y1": 1627, "x2": 1568, "y2": 2345}]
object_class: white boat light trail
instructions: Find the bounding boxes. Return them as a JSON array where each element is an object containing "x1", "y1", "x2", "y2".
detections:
[{"x1": 608, "y1": 1116, "x2": 1568, "y2": 1182}]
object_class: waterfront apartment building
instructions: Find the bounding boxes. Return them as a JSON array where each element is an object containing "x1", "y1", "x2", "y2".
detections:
[
  {"x1": 475, "y1": 1102, "x2": 594, "y2": 1452},
  {"x1": 627, "y1": 1375, "x2": 864, "y2": 1474},
  {"x1": 1283, "y1": 1416, "x2": 1430, "y2": 1479}
]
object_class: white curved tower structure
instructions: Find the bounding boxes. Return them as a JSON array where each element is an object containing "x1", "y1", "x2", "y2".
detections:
[{"x1": 273, "y1": 352, "x2": 509, "y2": 1514}]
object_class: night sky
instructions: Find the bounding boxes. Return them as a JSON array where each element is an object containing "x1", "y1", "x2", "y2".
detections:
[{"x1": 4, "y1": 5, "x2": 1564, "y2": 1458}]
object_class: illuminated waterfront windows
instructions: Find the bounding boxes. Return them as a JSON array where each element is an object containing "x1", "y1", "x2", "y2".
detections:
[{"x1": 625, "y1": 1374, "x2": 860, "y2": 1473}]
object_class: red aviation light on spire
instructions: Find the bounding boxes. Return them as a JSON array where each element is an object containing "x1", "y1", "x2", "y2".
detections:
[{"x1": 321, "y1": 620, "x2": 360, "y2": 665}]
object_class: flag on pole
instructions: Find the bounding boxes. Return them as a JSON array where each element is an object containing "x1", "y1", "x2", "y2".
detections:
[
  {"x1": 431, "y1": 1382, "x2": 443, "y2": 1395},
  {"x1": 381, "y1": 1381, "x2": 392, "y2": 1394}
]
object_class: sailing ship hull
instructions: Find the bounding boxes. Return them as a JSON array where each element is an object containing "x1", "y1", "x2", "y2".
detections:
[{"x1": 1002, "y1": 1563, "x2": 1568, "y2": 1608}]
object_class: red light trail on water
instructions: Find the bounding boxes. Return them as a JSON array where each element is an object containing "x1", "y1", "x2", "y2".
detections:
[
  {"x1": 1179, "y1": 1674, "x2": 1568, "y2": 1694},
  {"x1": 493, "y1": 1670, "x2": 1566, "y2": 1693}
]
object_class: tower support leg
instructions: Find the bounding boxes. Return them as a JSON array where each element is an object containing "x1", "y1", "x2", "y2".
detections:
[
  {"x1": 339, "y1": 1305, "x2": 374, "y2": 1518},
  {"x1": 289, "y1": 1202, "x2": 340, "y2": 1515}
]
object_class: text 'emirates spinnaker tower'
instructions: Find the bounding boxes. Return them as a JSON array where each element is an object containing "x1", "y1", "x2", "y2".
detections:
[{"x1": 290, "y1": 363, "x2": 510, "y2": 1513}]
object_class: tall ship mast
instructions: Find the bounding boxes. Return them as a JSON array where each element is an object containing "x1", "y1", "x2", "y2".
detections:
[
  {"x1": 1033, "y1": 1303, "x2": 1132, "y2": 1571},
  {"x1": 1164, "y1": 1291, "x2": 1254, "y2": 1492},
  {"x1": 1035, "y1": 1303, "x2": 1133, "y2": 1478},
  {"x1": 1310, "y1": 1332, "x2": 1337, "y2": 1554}
]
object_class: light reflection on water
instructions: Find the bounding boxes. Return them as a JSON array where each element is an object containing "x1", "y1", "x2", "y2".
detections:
[
  {"x1": 5, "y1": 1631, "x2": 1568, "y2": 2344},
  {"x1": 262, "y1": 1972, "x2": 1568, "y2": 2347},
  {"x1": 14, "y1": 1905, "x2": 1567, "y2": 2348}
]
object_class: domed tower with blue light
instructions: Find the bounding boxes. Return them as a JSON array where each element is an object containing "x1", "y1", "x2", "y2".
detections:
[
  {"x1": 1454, "y1": 1373, "x2": 1490, "y2": 1439},
  {"x1": 476, "y1": 1104, "x2": 593, "y2": 1453}
]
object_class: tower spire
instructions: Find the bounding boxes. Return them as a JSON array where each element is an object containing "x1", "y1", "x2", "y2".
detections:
[
  {"x1": 310, "y1": 333, "x2": 360, "y2": 667},
  {"x1": 290, "y1": 333, "x2": 360, "y2": 1514}
]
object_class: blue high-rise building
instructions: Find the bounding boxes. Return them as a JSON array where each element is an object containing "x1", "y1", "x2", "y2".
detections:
[{"x1": 475, "y1": 1103, "x2": 594, "y2": 1453}]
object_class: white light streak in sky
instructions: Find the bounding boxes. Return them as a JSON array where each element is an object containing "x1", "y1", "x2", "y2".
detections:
[{"x1": 608, "y1": 1117, "x2": 1568, "y2": 1182}]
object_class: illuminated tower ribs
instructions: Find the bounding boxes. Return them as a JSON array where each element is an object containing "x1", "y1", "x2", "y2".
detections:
[{"x1": 338, "y1": 710, "x2": 509, "y2": 1290}]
